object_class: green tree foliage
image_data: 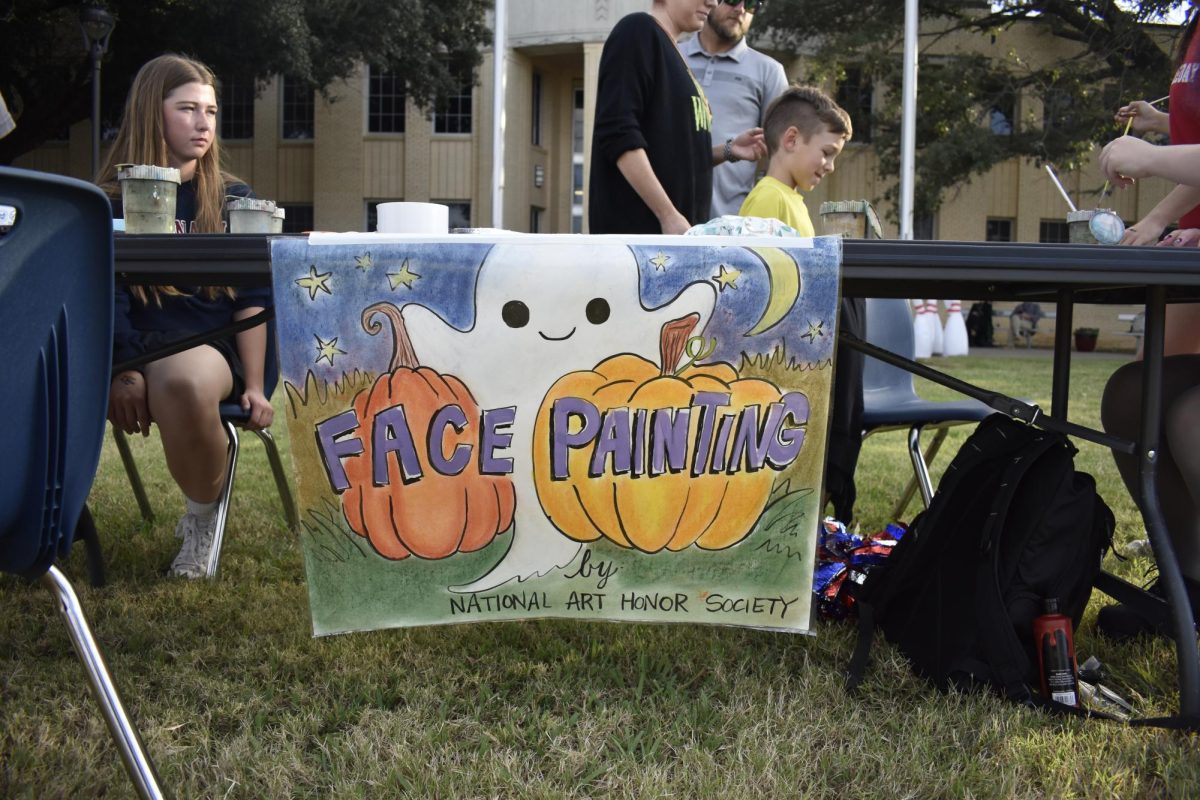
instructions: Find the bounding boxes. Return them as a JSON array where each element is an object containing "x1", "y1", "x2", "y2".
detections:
[
  {"x1": 0, "y1": 0, "x2": 493, "y2": 165},
  {"x1": 756, "y1": 1, "x2": 1189, "y2": 222}
]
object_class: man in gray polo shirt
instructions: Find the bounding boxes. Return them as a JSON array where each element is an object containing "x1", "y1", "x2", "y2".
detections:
[{"x1": 684, "y1": 0, "x2": 789, "y2": 217}]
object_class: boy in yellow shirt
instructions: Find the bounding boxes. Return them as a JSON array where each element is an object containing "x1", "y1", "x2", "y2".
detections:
[{"x1": 739, "y1": 86, "x2": 852, "y2": 235}]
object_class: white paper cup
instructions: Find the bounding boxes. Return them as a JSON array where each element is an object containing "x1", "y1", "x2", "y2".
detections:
[{"x1": 376, "y1": 202, "x2": 449, "y2": 234}]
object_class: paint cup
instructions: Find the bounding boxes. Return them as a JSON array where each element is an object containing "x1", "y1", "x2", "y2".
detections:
[
  {"x1": 270, "y1": 206, "x2": 286, "y2": 234},
  {"x1": 818, "y1": 200, "x2": 883, "y2": 239},
  {"x1": 375, "y1": 201, "x2": 449, "y2": 234},
  {"x1": 1067, "y1": 209, "x2": 1125, "y2": 245},
  {"x1": 226, "y1": 197, "x2": 277, "y2": 233},
  {"x1": 117, "y1": 164, "x2": 180, "y2": 234}
]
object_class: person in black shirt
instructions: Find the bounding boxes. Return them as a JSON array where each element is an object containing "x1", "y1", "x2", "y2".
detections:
[
  {"x1": 96, "y1": 54, "x2": 272, "y2": 578},
  {"x1": 589, "y1": 0, "x2": 767, "y2": 234}
]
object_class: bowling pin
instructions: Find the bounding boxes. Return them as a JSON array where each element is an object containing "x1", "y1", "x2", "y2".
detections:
[
  {"x1": 943, "y1": 299, "x2": 969, "y2": 356},
  {"x1": 928, "y1": 299, "x2": 944, "y2": 356},
  {"x1": 912, "y1": 299, "x2": 933, "y2": 359}
]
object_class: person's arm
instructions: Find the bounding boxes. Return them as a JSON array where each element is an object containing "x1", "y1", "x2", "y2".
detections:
[
  {"x1": 1100, "y1": 136, "x2": 1200, "y2": 187},
  {"x1": 616, "y1": 149, "x2": 690, "y2": 234},
  {"x1": 594, "y1": 17, "x2": 690, "y2": 234},
  {"x1": 108, "y1": 286, "x2": 151, "y2": 436},
  {"x1": 1114, "y1": 100, "x2": 1170, "y2": 136},
  {"x1": 711, "y1": 127, "x2": 768, "y2": 166},
  {"x1": 1123, "y1": 183, "x2": 1200, "y2": 245},
  {"x1": 233, "y1": 305, "x2": 273, "y2": 430}
]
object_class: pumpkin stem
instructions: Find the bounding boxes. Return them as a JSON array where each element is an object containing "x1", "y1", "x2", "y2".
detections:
[
  {"x1": 659, "y1": 313, "x2": 700, "y2": 376},
  {"x1": 362, "y1": 302, "x2": 419, "y2": 370}
]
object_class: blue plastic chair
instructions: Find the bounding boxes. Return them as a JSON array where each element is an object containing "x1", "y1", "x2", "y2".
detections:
[
  {"x1": 861, "y1": 298, "x2": 994, "y2": 517},
  {"x1": 0, "y1": 166, "x2": 165, "y2": 798},
  {"x1": 113, "y1": 320, "x2": 297, "y2": 578}
]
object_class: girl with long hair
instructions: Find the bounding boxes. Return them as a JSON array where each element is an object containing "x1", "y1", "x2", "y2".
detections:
[{"x1": 100, "y1": 54, "x2": 272, "y2": 579}]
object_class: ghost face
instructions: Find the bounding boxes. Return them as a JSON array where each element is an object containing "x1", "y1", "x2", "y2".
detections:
[
  {"x1": 405, "y1": 242, "x2": 716, "y2": 404},
  {"x1": 401, "y1": 241, "x2": 716, "y2": 592}
]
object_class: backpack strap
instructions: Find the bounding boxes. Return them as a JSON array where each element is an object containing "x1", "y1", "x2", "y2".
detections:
[{"x1": 846, "y1": 599, "x2": 876, "y2": 692}]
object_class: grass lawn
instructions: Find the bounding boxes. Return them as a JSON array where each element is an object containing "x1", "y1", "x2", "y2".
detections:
[{"x1": 2, "y1": 352, "x2": 1198, "y2": 798}]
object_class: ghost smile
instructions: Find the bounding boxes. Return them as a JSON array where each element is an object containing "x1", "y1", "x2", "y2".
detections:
[{"x1": 539, "y1": 327, "x2": 576, "y2": 341}]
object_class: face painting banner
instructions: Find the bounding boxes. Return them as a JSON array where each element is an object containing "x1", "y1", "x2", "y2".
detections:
[{"x1": 270, "y1": 234, "x2": 843, "y2": 636}]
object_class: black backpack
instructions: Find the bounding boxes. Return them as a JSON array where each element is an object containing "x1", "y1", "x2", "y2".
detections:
[{"x1": 847, "y1": 413, "x2": 1115, "y2": 705}]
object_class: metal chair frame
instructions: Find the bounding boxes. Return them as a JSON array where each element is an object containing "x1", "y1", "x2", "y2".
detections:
[
  {"x1": 1, "y1": 166, "x2": 166, "y2": 799},
  {"x1": 860, "y1": 297, "x2": 994, "y2": 518}
]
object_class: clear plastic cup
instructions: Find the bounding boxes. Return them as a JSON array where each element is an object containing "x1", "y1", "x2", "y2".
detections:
[{"x1": 117, "y1": 164, "x2": 181, "y2": 234}]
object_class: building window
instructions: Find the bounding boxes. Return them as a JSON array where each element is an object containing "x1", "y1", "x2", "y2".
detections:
[
  {"x1": 572, "y1": 84, "x2": 585, "y2": 233},
  {"x1": 281, "y1": 204, "x2": 314, "y2": 234},
  {"x1": 368, "y1": 66, "x2": 406, "y2": 134},
  {"x1": 1043, "y1": 90, "x2": 1068, "y2": 132},
  {"x1": 434, "y1": 200, "x2": 471, "y2": 229},
  {"x1": 100, "y1": 106, "x2": 122, "y2": 142},
  {"x1": 530, "y1": 206, "x2": 543, "y2": 233},
  {"x1": 281, "y1": 77, "x2": 314, "y2": 140},
  {"x1": 434, "y1": 80, "x2": 473, "y2": 134},
  {"x1": 220, "y1": 74, "x2": 255, "y2": 140},
  {"x1": 913, "y1": 214, "x2": 936, "y2": 240},
  {"x1": 835, "y1": 67, "x2": 873, "y2": 143},
  {"x1": 986, "y1": 217, "x2": 1014, "y2": 242},
  {"x1": 1039, "y1": 219, "x2": 1070, "y2": 243},
  {"x1": 989, "y1": 94, "x2": 1015, "y2": 136},
  {"x1": 532, "y1": 72, "x2": 543, "y2": 146}
]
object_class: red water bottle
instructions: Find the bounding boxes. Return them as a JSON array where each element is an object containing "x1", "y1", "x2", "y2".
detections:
[{"x1": 1033, "y1": 597, "x2": 1079, "y2": 706}]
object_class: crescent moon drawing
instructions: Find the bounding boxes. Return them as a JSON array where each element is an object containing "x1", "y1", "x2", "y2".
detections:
[{"x1": 745, "y1": 247, "x2": 801, "y2": 336}]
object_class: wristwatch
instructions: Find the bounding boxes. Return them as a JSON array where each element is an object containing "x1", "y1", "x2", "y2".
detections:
[{"x1": 724, "y1": 138, "x2": 740, "y2": 163}]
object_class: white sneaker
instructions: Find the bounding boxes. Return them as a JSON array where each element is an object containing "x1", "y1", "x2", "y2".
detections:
[{"x1": 170, "y1": 512, "x2": 217, "y2": 578}]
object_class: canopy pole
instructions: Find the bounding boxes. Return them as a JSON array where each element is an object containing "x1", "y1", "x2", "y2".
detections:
[
  {"x1": 491, "y1": 0, "x2": 507, "y2": 229},
  {"x1": 899, "y1": 0, "x2": 918, "y2": 240}
]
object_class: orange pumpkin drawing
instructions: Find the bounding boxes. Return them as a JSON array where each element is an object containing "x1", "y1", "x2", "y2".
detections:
[
  {"x1": 533, "y1": 314, "x2": 794, "y2": 553},
  {"x1": 341, "y1": 302, "x2": 515, "y2": 560}
]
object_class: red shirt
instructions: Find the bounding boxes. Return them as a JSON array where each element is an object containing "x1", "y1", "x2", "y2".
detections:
[{"x1": 1170, "y1": 27, "x2": 1200, "y2": 227}]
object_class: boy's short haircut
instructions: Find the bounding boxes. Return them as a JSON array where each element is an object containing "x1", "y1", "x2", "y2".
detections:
[{"x1": 763, "y1": 86, "x2": 853, "y2": 155}]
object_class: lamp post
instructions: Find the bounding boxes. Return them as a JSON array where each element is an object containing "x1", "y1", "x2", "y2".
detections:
[{"x1": 79, "y1": 3, "x2": 115, "y2": 178}]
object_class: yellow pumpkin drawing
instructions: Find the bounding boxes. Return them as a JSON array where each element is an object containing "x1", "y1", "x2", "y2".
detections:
[{"x1": 533, "y1": 314, "x2": 801, "y2": 553}]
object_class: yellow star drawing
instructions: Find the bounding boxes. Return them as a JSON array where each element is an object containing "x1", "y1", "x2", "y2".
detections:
[
  {"x1": 354, "y1": 252, "x2": 373, "y2": 271},
  {"x1": 714, "y1": 263, "x2": 741, "y2": 291},
  {"x1": 649, "y1": 251, "x2": 671, "y2": 271},
  {"x1": 295, "y1": 265, "x2": 332, "y2": 301},
  {"x1": 802, "y1": 320, "x2": 825, "y2": 343},
  {"x1": 314, "y1": 334, "x2": 346, "y2": 366},
  {"x1": 387, "y1": 259, "x2": 421, "y2": 290}
]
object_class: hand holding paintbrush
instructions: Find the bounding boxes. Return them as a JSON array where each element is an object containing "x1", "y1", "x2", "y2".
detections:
[
  {"x1": 1113, "y1": 95, "x2": 1170, "y2": 137},
  {"x1": 1100, "y1": 95, "x2": 1170, "y2": 201}
]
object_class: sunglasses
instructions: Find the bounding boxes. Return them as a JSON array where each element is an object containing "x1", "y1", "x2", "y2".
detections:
[{"x1": 722, "y1": 0, "x2": 766, "y2": 11}]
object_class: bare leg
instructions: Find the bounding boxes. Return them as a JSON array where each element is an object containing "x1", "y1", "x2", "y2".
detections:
[
  {"x1": 1165, "y1": 382, "x2": 1200, "y2": 581},
  {"x1": 1101, "y1": 355, "x2": 1200, "y2": 582},
  {"x1": 144, "y1": 346, "x2": 233, "y2": 504}
]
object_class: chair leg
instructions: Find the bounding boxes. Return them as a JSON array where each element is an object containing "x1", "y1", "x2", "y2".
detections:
[
  {"x1": 41, "y1": 565, "x2": 166, "y2": 800},
  {"x1": 891, "y1": 427, "x2": 949, "y2": 518},
  {"x1": 205, "y1": 421, "x2": 240, "y2": 579},
  {"x1": 906, "y1": 425, "x2": 936, "y2": 509},
  {"x1": 112, "y1": 428, "x2": 155, "y2": 522},
  {"x1": 252, "y1": 428, "x2": 299, "y2": 531},
  {"x1": 75, "y1": 504, "x2": 106, "y2": 588}
]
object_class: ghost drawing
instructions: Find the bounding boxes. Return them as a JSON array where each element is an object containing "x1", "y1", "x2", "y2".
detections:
[{"x1": 403, "y1": 242, "x2": 716, "y2": 593}]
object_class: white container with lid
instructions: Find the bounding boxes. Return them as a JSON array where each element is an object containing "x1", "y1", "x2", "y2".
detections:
[{"x1": 226, "y1": 197, "x2": 277, "y2": 233}]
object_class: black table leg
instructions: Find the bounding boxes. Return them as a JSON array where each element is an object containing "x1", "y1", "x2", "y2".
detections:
[
  {"x1": 1051, "y1": 289, "x2": 1074, "y2": 420},
  {"x1": 1139, "y1": 285, "x2": 1200, "y2": 718}
]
